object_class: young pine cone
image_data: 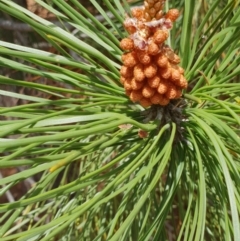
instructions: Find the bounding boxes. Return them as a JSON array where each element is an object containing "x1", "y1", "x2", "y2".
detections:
[{"x1": 120, "y1": 0, "x2": 187, "y2": 108}]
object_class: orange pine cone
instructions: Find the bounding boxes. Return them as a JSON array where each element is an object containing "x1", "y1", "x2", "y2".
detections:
[
  {"x1": 164, "y1": 47, "x2": 181, "y2": 64},
  {"x1": 120, "y1": 1, "x2": 187, "y2": 107}
]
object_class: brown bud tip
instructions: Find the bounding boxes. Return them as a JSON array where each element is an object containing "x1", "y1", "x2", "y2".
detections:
[{"x1": 138, "y1": 129, "x2": 149, "y2": 138}]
